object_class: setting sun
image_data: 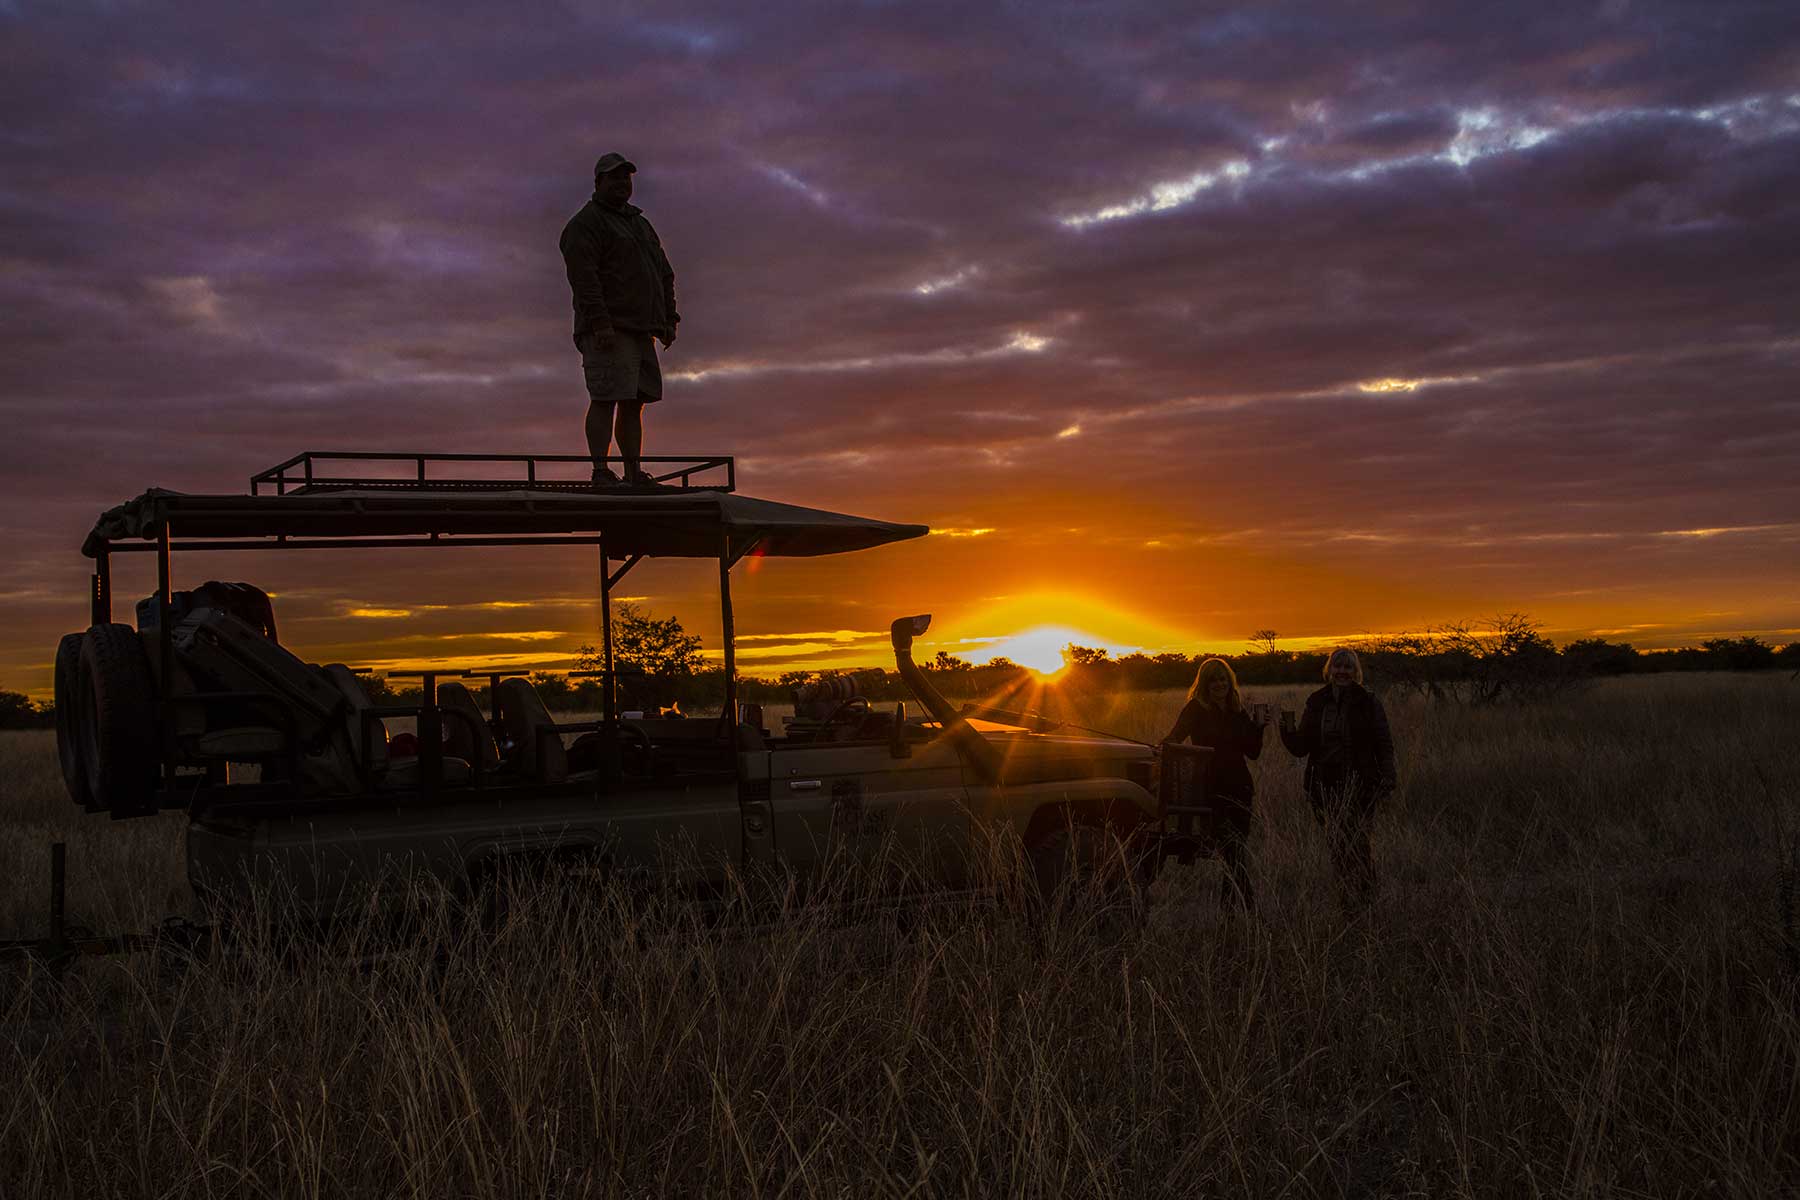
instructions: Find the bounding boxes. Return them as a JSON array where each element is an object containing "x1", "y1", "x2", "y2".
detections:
[
  {"x1": 974, "y1": 625, "x2": 1131, "y2": 676},
  {"x1": 931, "y1": 592, "x2": 1196, "y2": 679}
]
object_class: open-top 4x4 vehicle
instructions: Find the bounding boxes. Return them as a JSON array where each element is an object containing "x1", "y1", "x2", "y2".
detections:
[{"x1": 49, "y1": 452, "x2": 1213, "y2": 924}]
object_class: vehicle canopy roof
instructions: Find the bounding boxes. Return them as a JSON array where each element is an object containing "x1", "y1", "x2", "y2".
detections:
[{"x1": 83, "y1": 486, "x2": 929, "y2": 560}]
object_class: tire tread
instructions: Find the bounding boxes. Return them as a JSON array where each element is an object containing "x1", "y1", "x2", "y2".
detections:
[{"x1": 78, "y1": 623, "x2": 159, "y2": 818}]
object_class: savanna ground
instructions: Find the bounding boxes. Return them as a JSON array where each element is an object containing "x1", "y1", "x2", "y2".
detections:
[{"x1": 2, "y1": 674, "x2": 1798, "y2": 1198}]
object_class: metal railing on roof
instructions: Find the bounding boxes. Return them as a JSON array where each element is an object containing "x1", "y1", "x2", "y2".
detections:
[{"x1": 250, "y1": 452, "x2": 735, "y2": 496}]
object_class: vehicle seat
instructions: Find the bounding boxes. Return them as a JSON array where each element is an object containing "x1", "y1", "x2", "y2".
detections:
[
  {"x1": 174, "y1": 609, "x2": 345, "y2": 734},
  {"x1": 321, "y1": 664, "x2": 389, "y2": 772},
  {"x1": 495, "y1": 677, "x2": 569, "y2": 783},
  {"x1": 173, "y1": 610, "x2": 358, "y2": 794},
  {"x1": 438, "y1": 682, "x2": 501, "y2": 774},
  {"x1": 734, "y1": 703, "x2": 769, "y2": 751},
  {"x1": 322, "y1": 665, "x2": 472, "y2": 790},
  {"x1": 139, "y1": 631, "x2": 208, "y2": 741}
]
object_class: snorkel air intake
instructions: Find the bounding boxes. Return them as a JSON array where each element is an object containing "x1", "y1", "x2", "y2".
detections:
[{"x1": 890, "y1": 614, "x2": 1001, "y2": 785}]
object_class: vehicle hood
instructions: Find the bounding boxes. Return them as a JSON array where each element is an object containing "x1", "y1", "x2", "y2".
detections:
[{"x1": 962, "y1": 721, "x2": 1153, "y2": 786}]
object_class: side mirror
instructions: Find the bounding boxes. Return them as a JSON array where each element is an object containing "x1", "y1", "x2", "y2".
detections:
[
  {"x1": 890, "y1": 701, "x2": 910, "y2": 759},
  {"x1": 889, "y1": 614, "x2": 932, "y2": 652}
]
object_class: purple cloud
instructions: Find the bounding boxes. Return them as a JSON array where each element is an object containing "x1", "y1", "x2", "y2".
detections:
[{"x1": 3, "y1": 0, "x2": 1799, "y2": 690}]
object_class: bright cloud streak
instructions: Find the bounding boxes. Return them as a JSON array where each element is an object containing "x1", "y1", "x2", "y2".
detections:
[
  {"x1": 1061, "y1": 159, "x2": 1250, "y2": 227},
  {"x1": 668, "y1": 331, "x2": 1053, "y2": 382},
  {"x1": 914, "y1": 266, "x2": 979, "y2": 295}
]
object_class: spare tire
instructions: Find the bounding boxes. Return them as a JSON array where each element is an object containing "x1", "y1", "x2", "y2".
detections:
[
  {"x1": 77, "y1": 623, "x2": 160, "y2": 819},
  {"x1": 53, "y1": 632, "x2": 99, "y2": 811}
]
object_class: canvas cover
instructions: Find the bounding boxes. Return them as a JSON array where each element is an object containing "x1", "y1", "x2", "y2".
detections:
[{"x1": 83, "y1": 488, "x2": 928, "y2": 560}]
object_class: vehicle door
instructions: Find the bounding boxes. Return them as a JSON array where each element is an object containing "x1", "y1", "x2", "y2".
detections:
[{"x1": 762, "y1": 729, "x2": 972, "y2": 891}]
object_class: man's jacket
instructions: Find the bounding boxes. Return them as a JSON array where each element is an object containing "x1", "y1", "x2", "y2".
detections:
[{"x1": 559, "y1": 197, "x2": 679, "y2": 341}]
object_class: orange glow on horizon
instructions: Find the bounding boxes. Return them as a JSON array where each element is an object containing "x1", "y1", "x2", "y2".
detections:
[
  {"x1": 906, "y1": 590, "x2": 1203, "y2": 681},
  {"x1": 976, "y1": 625, "x2": 1122, "y2": 675}
]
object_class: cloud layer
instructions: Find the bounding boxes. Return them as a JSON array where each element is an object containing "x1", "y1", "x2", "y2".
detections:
[{"x1": 4, "y1": 1, "x2": 1799, "y2": 689}]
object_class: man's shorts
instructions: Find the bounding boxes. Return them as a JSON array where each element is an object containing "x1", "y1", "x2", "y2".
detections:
[{"x1": 578, "y1": 330, "x2": 662, "y2": 404}]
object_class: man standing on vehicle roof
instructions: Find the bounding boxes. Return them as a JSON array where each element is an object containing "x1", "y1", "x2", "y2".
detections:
[{"x1": 559, "y1": 153, "x2": 680, "y2": 487}]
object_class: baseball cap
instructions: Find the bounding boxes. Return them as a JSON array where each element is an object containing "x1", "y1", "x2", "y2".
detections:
[{"x1": 594, "y1": 153, "x2": 638, "y2": 177}]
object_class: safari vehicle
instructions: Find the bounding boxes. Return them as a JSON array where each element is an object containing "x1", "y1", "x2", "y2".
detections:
[{"x1": 47, "y1": 451, "x2": 1187, "y2": 924}]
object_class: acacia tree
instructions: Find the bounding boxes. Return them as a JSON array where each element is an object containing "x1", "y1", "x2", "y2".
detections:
[
  {"x1": 575, "y1": 602, "x2": 706, "y2": 678},
  {"x1": 1250, "y1": 629, "x2": 1281, "y2": 656},
  {"x1": 1364, "y1": 613, "x2": 1575, "y2": 704}
]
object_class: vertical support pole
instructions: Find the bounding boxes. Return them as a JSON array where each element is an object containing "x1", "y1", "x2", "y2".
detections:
[
  {"x1": 48, "y1": 842, "x2": 66, "y2": 951},
  {"x1": 418, "y1": 672, "x2": 441, "y2": 800},
  {"x1": 597, "y1": 537, "x2": 622, "y2": 793},
  {"x1": 156, "y1": 521, "x2": 175, "y2": 791},
  {"x1": 719, "y1": 531, "x2": 738, "y2": 730},
  {"x1": 599, "y1": 534, "x2": 615, "y2": 723},
  {"x1": 91, "y1": 545, "x2": 112, "y2": 626}
]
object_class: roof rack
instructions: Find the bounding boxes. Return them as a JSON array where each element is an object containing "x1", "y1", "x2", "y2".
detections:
[{"x1": 250, "y1": 451, "x2": 734, "y2": 496}]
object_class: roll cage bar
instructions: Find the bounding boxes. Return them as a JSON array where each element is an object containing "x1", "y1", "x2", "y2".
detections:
[{"x1": 250, "y1": 450, "x2": 736, "y2": 496}]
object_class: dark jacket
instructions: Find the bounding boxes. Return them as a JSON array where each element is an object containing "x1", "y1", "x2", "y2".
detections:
[
  {"x1": 1279, "y1": 683, "x2": 1396, "y2": 801},
  {"x1": 559, "y1": 197, "x2": 679, "y2": 341},
  {"x1": 1164, "y1": 700, "x2": 1265, "y2": 802}
]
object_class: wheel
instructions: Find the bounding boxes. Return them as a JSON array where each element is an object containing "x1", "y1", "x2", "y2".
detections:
[
  {"x1": 1027, "y1": 819, "x2": 1150, "y2": 922},
  {"x1": 76, "y1": 624, "x2": 160, "y2": 819},
  {"x1": 1029, "y1": 823, "x2": 1099, "y2": 910},
  {"x1": 53, "y1": 632, "x2": 99, "y2": 811}
]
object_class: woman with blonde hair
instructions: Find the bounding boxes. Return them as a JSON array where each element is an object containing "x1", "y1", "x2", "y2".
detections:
[
  {"x1": 1279, "y1": 647, "x2": 1396, "y2": 907},
  {"x1": 1162, "y1": 657, "x2": 1269, "y2": 908}
]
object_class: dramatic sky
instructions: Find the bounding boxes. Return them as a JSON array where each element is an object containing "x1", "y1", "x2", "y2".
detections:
[{"x1": 4, "y1": 0, "x2": 1799, "y2": 691}]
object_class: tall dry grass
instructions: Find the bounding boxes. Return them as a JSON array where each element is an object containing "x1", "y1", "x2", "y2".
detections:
[{"x1": 1, "y1": 673, "x2": 1797, "y2": 1197}]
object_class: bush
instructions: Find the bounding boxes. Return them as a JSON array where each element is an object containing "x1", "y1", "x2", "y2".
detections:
[
  {"x1": 0, "y1": 689, "x2": 52, "y2": 730},
  {"x1": 1363, "y1": 614, "x2": 1583, "y2": 705},
  {"x1": 1563, "y1": 637, "x2": 1642, "y2": 677},
  {"x1": 1703, "y1": 636, "x2": 1778, "y2": 671}
]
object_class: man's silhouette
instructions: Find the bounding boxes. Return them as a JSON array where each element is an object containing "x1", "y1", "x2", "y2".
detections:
[{"x1": 559, "y1": 153, "x2": 679, "y2": 486}]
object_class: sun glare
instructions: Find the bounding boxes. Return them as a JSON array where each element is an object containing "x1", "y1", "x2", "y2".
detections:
[
  {"x1": 978, "y1": 625, "x2": 1123, "y2": 676},
  {"x1": 933, "y1": 592, "x2": 1196, "y2": 680}
]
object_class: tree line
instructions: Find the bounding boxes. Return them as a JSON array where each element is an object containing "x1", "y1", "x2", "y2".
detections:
[
  {"x1": 5, "y1": 611, "x2": 1796, "y2": 728},
  {"x1": 896, "y1": 619, "x2": 1800, "y2": 707}
]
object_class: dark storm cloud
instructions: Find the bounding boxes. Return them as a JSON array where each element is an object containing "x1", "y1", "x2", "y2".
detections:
[{"x1": 3, "y1": 0, "x2": 1800, "y2": 687}]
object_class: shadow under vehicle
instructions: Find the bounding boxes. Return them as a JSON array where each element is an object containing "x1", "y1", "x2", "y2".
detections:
[{"x1": 34, "y1": 451, "x2": 1202, "y2": 943}]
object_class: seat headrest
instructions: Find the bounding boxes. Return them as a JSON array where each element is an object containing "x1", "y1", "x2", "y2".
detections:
[
  {"x1": 438, "y1": 682, "x2": 501, "y2": 773},
  {"x1": 495, "y1": 677, "x2": 569, "y2": 783},
  {"x1": 323, "y1": 663, "x2": 374, "y2": 708},
  {"x1": 322, "y1": 663, "x2": 386, "y2": 769}
]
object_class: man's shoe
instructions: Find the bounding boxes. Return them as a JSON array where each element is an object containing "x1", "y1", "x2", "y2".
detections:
[
  {"x1": 623, "y1": 467, "x2": 658, "y2": 487},
  {"x1": 591, "y1": 464, "x2": 621, "y2": 487}
]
